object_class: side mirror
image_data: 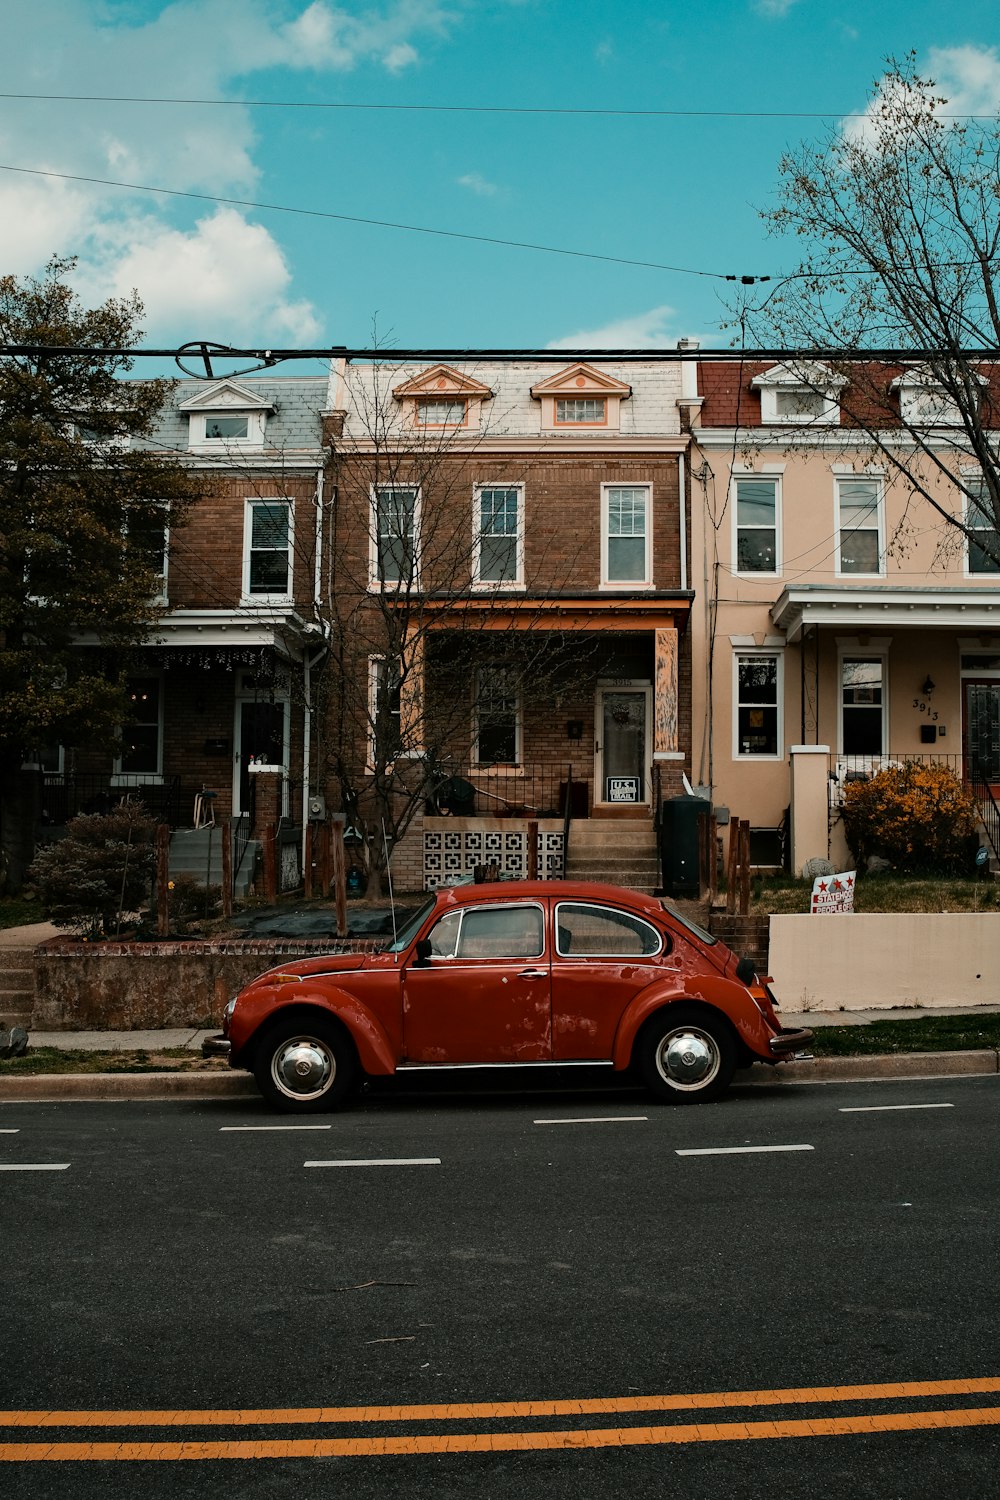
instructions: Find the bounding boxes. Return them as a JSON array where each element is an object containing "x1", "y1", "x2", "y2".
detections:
[{"x1": 413, "y1": 937, "x2": 433, "y2": 968}]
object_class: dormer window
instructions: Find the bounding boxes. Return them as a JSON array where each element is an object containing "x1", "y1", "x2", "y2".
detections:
[
  {"x1": 531, "y1": 364, "x2": 631, "y2": 432},
  {"x1": 891, "y1": 368, "x2": 982, "y2": 427},
  {"x1": 556, "y1": 397, "x2": 607, "y2": 425},
  {"x1": 180, "y1": 381, "x2": 275, "y2": 452},
  {"x1": 752, "y1": 363, "x2": 844, "y2": 425},
  {"x1": 393, "y1": 365, "x2": 493, "y2": 431},
  {"x1": 415, "y1": 398, "x2": 467, "y2": 427}
]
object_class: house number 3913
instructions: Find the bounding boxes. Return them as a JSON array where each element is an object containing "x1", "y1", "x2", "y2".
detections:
[{"x1": 913, "y1": 698, "x2": 939, "y2": 721}]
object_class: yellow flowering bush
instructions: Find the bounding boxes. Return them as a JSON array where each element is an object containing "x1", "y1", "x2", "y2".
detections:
[{"x1": 841, "y1": 762, "x2": 980, "y2": 872}]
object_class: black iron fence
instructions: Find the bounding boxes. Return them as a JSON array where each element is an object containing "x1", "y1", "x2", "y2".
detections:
[
  {"x1": 38, "y1": 774, "x2": 189, "y2": 829},
  {"x1": 421, "y1": 761, "x2": 588, "y2": 821}
]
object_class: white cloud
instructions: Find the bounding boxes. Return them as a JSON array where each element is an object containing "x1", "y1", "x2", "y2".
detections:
[
  {"x1": 457, "y1": 171, "x2": 499, "y2": 197},
  {"x1": 753, "y1": 0, "x2": 801, "y2": 16},
  {"x1": 547, "y1": 305, "x2": 680, "y2": 350},
  {"x1": 0, "y1": 1, "x2": 472, "y2": 343},
  {"x1": 74, "y1": 208, "x2": 323, "y2": 344},
  {"x1": 925, "y1": 45, "x2": 1000, "y2": 114}
]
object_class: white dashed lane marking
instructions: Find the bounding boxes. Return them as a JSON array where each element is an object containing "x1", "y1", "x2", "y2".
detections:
[
  {"x1": 676, "y1": 1145, "x2": 814, "y2": 1157},
  {"x1": 304, "y1": 1158, "x2": 442, "y2": 1169},
  {"x1": 534, "y1": 1116, "x2": 648, "y2": 1126},
  {"x1": 839, "y1": 1103, "x2": 954, "y2": 1113},
  {"x1": 0, "y1": 1164, "x2": 70, "y2": 1171},
  {"x1": 220, "y1": 1125, "x2": 332, "y2": 1131}
]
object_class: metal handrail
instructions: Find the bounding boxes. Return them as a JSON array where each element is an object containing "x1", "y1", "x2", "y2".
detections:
[{"x1": 969, "y1": 759, "x2": 1000, "y2": 859}]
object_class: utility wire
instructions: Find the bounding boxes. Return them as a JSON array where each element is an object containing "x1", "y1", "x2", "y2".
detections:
[{"x1": 0, "y1": 91, "x2": 996, "y2": 121}]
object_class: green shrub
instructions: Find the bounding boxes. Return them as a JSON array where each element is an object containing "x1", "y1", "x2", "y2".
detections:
[
  {"x1": 841, "y1": 762, "x2": 979, "y2": 873},
  {"x1": 27, "y1": 801, "x2": 156, "y2": 938}
]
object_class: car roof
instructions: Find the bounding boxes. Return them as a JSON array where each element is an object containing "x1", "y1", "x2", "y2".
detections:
[{"x1": 436, "y1": 880, "x2": 663, "y2": 916}]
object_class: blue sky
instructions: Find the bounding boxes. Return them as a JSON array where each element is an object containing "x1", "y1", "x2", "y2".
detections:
[{"x1": 4, "y1": 0, "x2": 1000, "y2": 371}]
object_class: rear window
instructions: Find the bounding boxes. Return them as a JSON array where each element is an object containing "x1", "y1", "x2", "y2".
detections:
[
  {"x1": 555, "y1": 902, "x2": 663, "y2": 958},
  {"x1": 659, "y1": 899, "x2": 718, "y2": 945}
]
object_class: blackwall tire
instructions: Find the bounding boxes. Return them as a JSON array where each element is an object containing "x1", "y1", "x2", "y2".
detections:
[
  {"x1": 253, "y1": 1016, "x2": 356, "y2": 1113},
  {"x1": 638, "y1": 1007, "x2": 737, "y2": 1105}
]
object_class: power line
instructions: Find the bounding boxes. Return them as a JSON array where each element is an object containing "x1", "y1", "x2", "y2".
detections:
[
  {"x1": 0, "y1": 162, "x2": 743, "y2": 282},
  {"x1": 0, "y1": 91, "x2": 996, "y2": 122}
]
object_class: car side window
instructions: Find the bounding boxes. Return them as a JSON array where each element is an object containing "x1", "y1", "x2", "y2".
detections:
[
  {"x1": 555, "y1": 902, "x2": 664, "y2": 958},
  {"x1": 427, "y1": 910, "x2": 461, "y2": 958},
  {"x1": 455, "y1": 904, "x2": 544, "y2": 960}
]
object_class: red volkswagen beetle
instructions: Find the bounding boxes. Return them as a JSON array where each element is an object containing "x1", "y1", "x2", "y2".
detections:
[{"x1": 208, "y1": 881, "x2": 811, "y2": 1112}]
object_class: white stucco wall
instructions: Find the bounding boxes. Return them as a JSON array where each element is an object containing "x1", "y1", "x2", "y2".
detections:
[{"x1": 769, "y1": 913, "x2": 1000, "y2": 1011}]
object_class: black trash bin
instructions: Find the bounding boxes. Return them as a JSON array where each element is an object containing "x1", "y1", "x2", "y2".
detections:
[{"x1": 659, "y1": 794, "x2": 711, "y2": 898}]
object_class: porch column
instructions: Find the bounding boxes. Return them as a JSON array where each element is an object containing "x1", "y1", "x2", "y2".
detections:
[
  {"x1": 789, "y1": 745, "x2": 831, "y2": 876},
  {"x1": 653, "y1": 627, "x2": 684, "y2": 761}
]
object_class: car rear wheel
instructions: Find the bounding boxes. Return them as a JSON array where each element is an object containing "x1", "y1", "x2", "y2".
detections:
[
  {"x1": 638, "y1": 1007, "x2": 736, "y2": 1104},
  {"x1": 253, "y1": 1016, "x2": 357, "y2": 1113}
]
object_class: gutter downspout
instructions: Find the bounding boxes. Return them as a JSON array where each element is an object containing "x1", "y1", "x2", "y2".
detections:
[
  {"x1": 302, "y1": 461, "x2": 329, "y2": 869},
  {"x1": 678, "y1": 450, "x2": 687, "y2": 593}
]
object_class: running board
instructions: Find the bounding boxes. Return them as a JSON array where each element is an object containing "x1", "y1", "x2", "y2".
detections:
[{"x1": 395, "y1": 1060, "x2": 615, "y2": 1072}]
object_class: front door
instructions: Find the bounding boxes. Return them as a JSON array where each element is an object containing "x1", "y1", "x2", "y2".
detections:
[
  {"x1": 964, "y1": 680, "x2": 1000, "y2": 782},
  {"x1": 402, "y1": 900, "x2": 552, "y2": 1063},
  {"x1": 595, "y1": 684, "x2": 651, "y2": 806},
  {"x1": 234, "y1": 699, "x2": 288, "y2": 816}
]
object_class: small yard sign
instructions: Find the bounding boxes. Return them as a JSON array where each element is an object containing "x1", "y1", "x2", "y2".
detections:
[{"x1": 810, "y1": 871, "x2": 856, "y2": 914}]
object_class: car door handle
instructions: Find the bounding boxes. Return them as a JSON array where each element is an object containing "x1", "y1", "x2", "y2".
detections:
[{"x1": 518, "y1": 969, "x2": 547, "y2": 980}]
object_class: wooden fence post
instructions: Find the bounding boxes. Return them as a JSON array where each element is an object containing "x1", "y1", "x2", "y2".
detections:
[
  {"x1": 304, "y1": 821, "x2": 314, "y2": 900},
  {"x1": 263, "y1": 823, "x2": 277, "y2": 905},
  {"x1": 331, "y1": 814, "x2": 347, "y2": 938},
  {"x1": 708, "y1": 814, "x2": 718, "y2": 905},
  {"x1": 221, "y1": 817, "x2": 233, "y2": 919},
  {"x1": 156, "y1": 824, "x2": 170, "y2": 937},
  {"x1": 726, "y1": 819, "x2": 739, "y2": 915},
  {"x1": 738, "y1": 819, "x2": 751, "y2": 916}
]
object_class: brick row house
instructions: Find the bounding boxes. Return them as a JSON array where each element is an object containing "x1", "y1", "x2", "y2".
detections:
[{"x1": 688, "y1": 358, "x2": 1000, "y2": 872}]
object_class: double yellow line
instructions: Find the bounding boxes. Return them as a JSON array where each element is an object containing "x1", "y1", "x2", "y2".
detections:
[{"x1": 3, "y1": 1378, "x2": 1000, "y2": 1461}]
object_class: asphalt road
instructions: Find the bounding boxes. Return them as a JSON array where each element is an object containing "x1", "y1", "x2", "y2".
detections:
[{"x1": 2, "y1": 1072, "x2": 999, "y2": 1498}]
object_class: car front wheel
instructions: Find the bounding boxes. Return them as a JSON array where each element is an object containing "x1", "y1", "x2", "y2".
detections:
[
  {"x1": 638, "y1": 1007, "x2": 736, "y2": 1104},
  {"x1": 253, "y1": 1016, "x2": 357, "y2": 1113}
]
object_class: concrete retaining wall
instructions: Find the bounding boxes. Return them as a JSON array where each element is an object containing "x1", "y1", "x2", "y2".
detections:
[
  {"x1": 33, "y1": 937, "x2": 383, "y2": 1031},
  {"x1": 768, "y1": 913, "x2": 1000, "y2": 1012}
]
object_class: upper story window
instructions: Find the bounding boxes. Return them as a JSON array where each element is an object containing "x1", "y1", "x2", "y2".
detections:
[
  {"x1": 474, "y1": 485, "x2": 523, "y2": 587},
  {"x1": 555, "y1": 397, "x2": 606, "y2": 426},
  {"x1": 369, "y1": 657, "x2": 403, "y2": 765},
  {"x1": 180, "y1": 381, "x2": 275, "y2": 452},
  {"x1": 602, "y1": 484, "x2": 651, "y2": 586},
  {"x1": 415, "y1": 398, "x2": 467, "y2": 427},
  {"x1": 371, "y1": 485, "x2": 419, "y2": 588},
  {"x1": 891, "y1": 367, "x2": 982, "y2": 428},
  {"x1": 734, "y1": 475, "x2": 779, "y2": 574},
  {"x1": 126, "y1": 505, "x2": 169, "y2": 602},
  {"x1": 243, "y1": 499, "x2": 293, "y2": 599},
  {"x1": 532, "y1": 362, "x2": 632, "y2": 432},
  {"x1": 734, "y1": 652, "x2": 782, "y2": 759},
  {"x1": 966, "y1": 481, "x2": 1000, "y2": 575},
  {"x1": 836, "y1": 476, "x2": 884, "y2": 576},
  {"x1": 752, "y1": 363, "x2": 844, "y2": 425}
]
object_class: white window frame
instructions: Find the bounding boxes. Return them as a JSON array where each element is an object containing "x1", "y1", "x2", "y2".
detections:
[
  {"x1": 125, "y1": 504, "x2": 170, "y2": 605},
  {"x1": 368, "y1": 656, "x2": 403, "y2": 769},
  {"x1": 113, "y1": 674, "x2": 164, "y2": 784},
  {"x1": 188, "y1": 409, "x2": 267, "y2": 451},
  {"x1": 555, "y1": 396, "x2": 608, "y2": 427},
  {"x1": 472, "y1": 483, "x2": 525, "y2": 589},
  {"x1": 732, "y1": 650, "x2": 784, "y2": 761},
  {"x1": 242, "y1": 498, "x2": 294, "y2": 602},
  {"x1": 474, "y1": 665, "x2": 522, "y2": 767},
  {"x1": 601, "y1": 482, "x2": 652, "y2": 589},
  {"x1": 963, "y1": 477, "x2": 1000, "y2": 577},
  {"x1": 732, "y1": 473, "x2": 781, "y2": 577},
  {"x1": 752, "y1": 364, "x2": 843, "y2": 425},
  {"x1": 838, "y1": 649, "x2": 888, "y2": 758},
  {"x1": 414, "y1": 397, "x2": 468, "y2": 428},
  {"x1": 369, "y1": 484, "x2": 421, "y2": 591},
  {"x1": 835, "y1": 475, "x2": 885, "y2": 578}
]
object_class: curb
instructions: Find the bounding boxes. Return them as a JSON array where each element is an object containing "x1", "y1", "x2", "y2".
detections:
[{"x1": 0, "y1": 1051, "x2": 998, "y2": 1101}]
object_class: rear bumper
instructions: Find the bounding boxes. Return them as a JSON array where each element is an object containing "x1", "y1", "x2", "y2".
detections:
[{"x1": 768, "y1": 1027, "x2": 813, "y2": 1057}]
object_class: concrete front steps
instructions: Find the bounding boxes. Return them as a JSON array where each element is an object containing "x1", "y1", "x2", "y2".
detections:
[
  {"x1": 564, "y1": 819, "x2": 660, "y2": 894},
  {"x1": 168, "y1": 827, "x2": 260, "y2": 898},
  {"x1": 0, "y1": 947, "x2": 35, "y2": 1030}
]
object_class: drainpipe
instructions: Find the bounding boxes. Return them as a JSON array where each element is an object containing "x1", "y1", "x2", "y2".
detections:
[
  {"x1": 678, "y1": 451, "x2": 688, "y2": 593},
  {"x1": 301, "y1": 464, "x2": 329, "y2": 869}
]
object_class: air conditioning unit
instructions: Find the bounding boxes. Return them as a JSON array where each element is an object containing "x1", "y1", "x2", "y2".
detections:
[{"x1": 307, "y1": 794, "x2": 326, "y2": 820}]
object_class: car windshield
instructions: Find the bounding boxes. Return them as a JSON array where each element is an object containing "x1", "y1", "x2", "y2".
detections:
[
  {"x1": 659, "y1": 899, "x2": 718, "y2": 945},
  {"x1": 386, "y1": 892, "x2": 439, "y2": 953}
]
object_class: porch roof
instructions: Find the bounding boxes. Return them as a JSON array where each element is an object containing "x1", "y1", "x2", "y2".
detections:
[
  {"x1": 420, "y1": 592, "x2": 693, "y2": 632},
  {"x1": 147, "y1": 608, "x2": 320, "y2": 657},
  {"x1": 772, "y1": 584, "x2": 1000, "y2": 642}
]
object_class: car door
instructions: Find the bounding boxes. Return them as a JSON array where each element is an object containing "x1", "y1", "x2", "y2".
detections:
[
  {"x1": 402, "y1": 900, "x2": 552, "y2": 1063},
  {"x1": 551, "y1": 899, "x2": 674, "y2": 1059}
]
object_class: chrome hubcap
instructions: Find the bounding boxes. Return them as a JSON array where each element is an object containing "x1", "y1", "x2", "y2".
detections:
[
  {"x1": 272, "y1": 1037, "x2": 334, "y2": 1099},
  {"x1": 657, "y1": 1027, "x2": 719, "y2": 1090}
]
